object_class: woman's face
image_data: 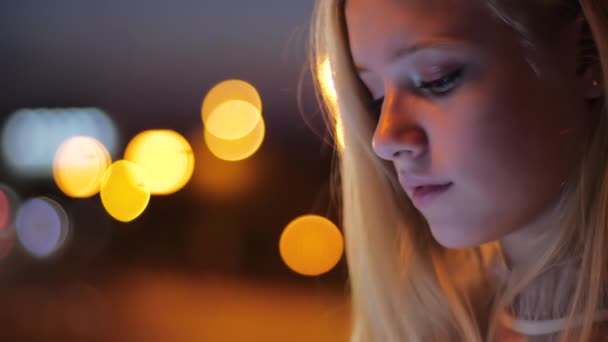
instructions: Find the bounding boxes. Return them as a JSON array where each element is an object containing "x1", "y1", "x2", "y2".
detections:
[{"x1": 345, "y1": 0, "x2": 590, "y2": 248}]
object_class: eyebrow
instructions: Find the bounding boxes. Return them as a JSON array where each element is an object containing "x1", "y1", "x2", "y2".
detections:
[{"x1": 355, "y1": 39, "x2": 460, "y2": 73}]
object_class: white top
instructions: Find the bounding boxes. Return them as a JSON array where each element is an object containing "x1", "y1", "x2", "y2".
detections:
[
  {"x1": 501, "y1": 309, "x2": 608, "y2": 336},
  {"x1": 479, "y1": 243, "x2": 608, "y2": 337}
]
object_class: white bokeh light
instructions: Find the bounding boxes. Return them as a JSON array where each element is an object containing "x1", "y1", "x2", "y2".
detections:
[{"x1": 1, "y1": 108, "x2": 118, "y2": 178}]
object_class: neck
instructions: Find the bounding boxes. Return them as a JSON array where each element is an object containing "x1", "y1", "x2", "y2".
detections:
[
  {"x1": 497, "y1": 194, "x2": 581, "y2": 319},
  {"x1": 499, "y1": 234, "x2": 546, "y2": 271},
  {"x1": 499, "y1": 203, "x2": 562, "y2": 270}
]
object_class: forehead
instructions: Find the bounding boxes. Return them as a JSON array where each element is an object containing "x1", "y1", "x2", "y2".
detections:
[{"x1": 345, "y1": 0, "x2": 494, "y2": 68}]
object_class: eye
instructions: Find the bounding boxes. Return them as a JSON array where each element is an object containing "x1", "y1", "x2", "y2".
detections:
[
  {"x1": 417, "y1": 67, "x2": 465, "y2": 96},
  {"x1": 366, "y1": 67, "x2": 465, "y2": 118}
]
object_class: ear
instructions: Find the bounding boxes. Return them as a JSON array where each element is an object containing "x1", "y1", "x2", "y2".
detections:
[{"x1": 575, "y1": 13, "x2": 603, "y2": 100}]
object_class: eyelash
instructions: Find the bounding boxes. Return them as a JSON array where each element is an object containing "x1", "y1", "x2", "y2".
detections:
[{"x1": 370, "y1": 67, "x2": 465, "y2": 115}]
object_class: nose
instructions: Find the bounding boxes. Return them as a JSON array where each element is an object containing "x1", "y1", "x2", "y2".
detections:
[{"x1": 371, "y1": 95, "x2": 427, "y2": 161}]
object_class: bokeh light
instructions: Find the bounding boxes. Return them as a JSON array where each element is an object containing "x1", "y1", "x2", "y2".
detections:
[
  {"x1": 201, "y1": 79, "x2": 262, "y2": 138},
  {"x1": 0, "y1": 224, "x2": 16, "y2": 261},
  {"x1": 205, "y1": 100, "x2": 261, "y2": 140},
  {"x1": 279, "y1": 215, "x2": 344, "y2": 277},
  {"x1": 15, "y1": 197, "x2": 71, "y2": 258},
  {"x1": 1, "y1": 108, "x2": 118, "y2": 178},
  {"x1": 100, "y1": 160, "x2": 151, "y2": 222},
  {"x1": 0, "y1": 184, "x2": 20, "y2": 234},
  {"x1": 53, "y1": 136, "x2": 112, "y2": 198},
  {"x1": 124, "y1": 130, "x2": 194, "y2": 195},
  {"x1": 319, "y1": 58, "x2": 344, "y2": 151},
  {"x1": 204, "y1": 116, "x2": 265, "y2": 162}
]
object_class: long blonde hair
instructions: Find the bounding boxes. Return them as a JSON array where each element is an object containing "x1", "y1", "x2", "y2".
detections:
[{"x1": 310, "y1": 0, "x2": 608, "y2": 341}]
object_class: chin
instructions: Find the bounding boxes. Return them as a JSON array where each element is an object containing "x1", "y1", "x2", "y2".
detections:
[{"x1": 428, "y1": 223, "x2": 494, "y2": 249}]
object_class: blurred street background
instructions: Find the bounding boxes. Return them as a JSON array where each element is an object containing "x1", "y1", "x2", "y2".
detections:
[{"x1": 0, "y1": 1, "x2": 350, "y2": 340}]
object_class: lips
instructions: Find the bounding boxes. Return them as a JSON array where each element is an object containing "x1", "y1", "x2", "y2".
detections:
[
  {"x1": 412, "y1": 183, "x2": 452, "y2": 197},
  {"x1": 399, "y1": 175, "x2": 453, "y2": 208},
  {"x1": 408, "y1": 182, "x2": 452, "y2": 208},
  {"x1": 400, "y1": 177, "x2": 452, "y2": 196}
]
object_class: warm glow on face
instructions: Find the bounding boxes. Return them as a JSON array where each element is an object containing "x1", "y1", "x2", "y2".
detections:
[
  {"x1": 205, "y1": 100, "x2": 261, "y2": 140},
  {"x1": 335, "y1": 115, "x2": 345, "y2": 152},
  {"x1": 204, "y1": 116, "x2": 265, "y2": 162},
  {"x1": 320, "y1": 58, "x2": 337, "y2": 105},
  {"x1": 279, "y1": 215, "x2": 344, "y2": 276},
  {"x1": 15, "y1": 197, "x2": 70, "y2": 258},
  {"x1": 100, "y1": 160, "x2": 151, "y2": 222},
  {"x1": 320, "y1": 58, "x2": 344, "y2": 151},
  {"x1": 124, "y1": 130, "x2": 194, "y2": 195},
  {"x1": 53, "y1": 136, "x2": 112, "y2": 198}
]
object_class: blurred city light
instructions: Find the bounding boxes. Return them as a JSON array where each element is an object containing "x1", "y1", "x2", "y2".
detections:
[
  {"x1": 201, "y1": 79, "x2": 262, "y2": 138},
  {"x1": 279, "y1": 215, "x2": 344, "y2": 277},
  {"x1": 124, "y1": 130, "x2": 194, "y2": 195},
  {"x1": 205, "y1": 99, "x2": 261, "y2": 140},
  {"x1": 200, "y1": 79, "x2": 266, "y2": 161},
  {"x1": 15, "y1": 197, "x2": 71, "y2": 258},
  {"x1": 204, "y1": 116, "x2": 265, "y2": 162},
  {"x1": 100, "y1": 160, "x2": 151, "y2": 222},
  {"x1": 53, "y1": 136, "x2": 112, "y2": 198},
  {"x1": 1, "y1": 108, "x2": 118, "y2": 178}
]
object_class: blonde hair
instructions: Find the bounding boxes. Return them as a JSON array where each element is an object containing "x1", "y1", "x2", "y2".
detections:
[{"x1": 310, "y1": 0, "x2": 608, "y2": 341}]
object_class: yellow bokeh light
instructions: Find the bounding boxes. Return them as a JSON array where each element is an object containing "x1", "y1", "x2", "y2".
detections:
[
  {"x1": 279, "y1": 215, "x2": 344, "y2": 277},
  {"x1": 320, "y1": 58, "x2": 344, "y2": 151},
  {"x1": 201, "y1": 79, "x2": 262, "y2": 125},
  {"x1": 100, "y1": 160, "x2": 151, "y2": 222},
  {"x1": 205, "y1": 99, "x2": 261, "y2": 140},
  {"x1": 124, "y1": 130, "x2": 194, "y2": 195},
  {"x1": 204, "y1": 116, "x2": 265, "y2": 162},
  {"x1": 53, "y1": 136, "x2": 112, "y2": 198}
]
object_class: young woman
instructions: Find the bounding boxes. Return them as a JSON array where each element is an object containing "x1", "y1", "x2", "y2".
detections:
[{"x1": 310, "y1": 0, "x2": 607, "y2": 340}]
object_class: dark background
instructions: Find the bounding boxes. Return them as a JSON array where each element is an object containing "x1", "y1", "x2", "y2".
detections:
[{"x1": 0, "y1": 2, "x2": 350, "y2": 340}]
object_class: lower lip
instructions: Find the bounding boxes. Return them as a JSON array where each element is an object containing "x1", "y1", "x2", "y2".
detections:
[{"x1": 411, "y1": 183, "x2": 452, "y2": 208}]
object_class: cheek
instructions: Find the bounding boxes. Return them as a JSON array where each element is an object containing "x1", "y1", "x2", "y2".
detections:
[
  {"x1": 432, "y1": 66, "x2": 582, "y2": 242},
  {"x1": 437, "y1": 81, "x2": 527, "y2": 188},
  {"x1": 442, "y1": 107, "x2": 525, "y2": 214}
]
